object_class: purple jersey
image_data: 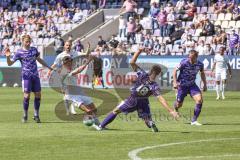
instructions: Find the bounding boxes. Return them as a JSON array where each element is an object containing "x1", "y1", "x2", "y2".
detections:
[
  {"x1": 228, "y1": 33, "x2": 239, "y2": 48},
  {"x1": 13, "y1": 47, "x2": 40, "y2": 80},
  {"x1": 177, "y1": 58, "x2": 204, "y2": 87},
  {"x1": 130, "y1": 68, "x2": 161, "y2": 98}
]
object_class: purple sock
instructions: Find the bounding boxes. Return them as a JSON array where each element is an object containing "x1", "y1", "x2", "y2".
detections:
[
  {"x1": 34, "y1": 98, "x2": 41, "y2": 117},
  {"x1": 23, "y1": 98, "x2": 29, "y2": 117},
  {"x1": 100, "y1": 112, "x2": 117, "y2": 128},
  {"x1": 192, "y1": 103, "x2": 202, "y2": 122}
]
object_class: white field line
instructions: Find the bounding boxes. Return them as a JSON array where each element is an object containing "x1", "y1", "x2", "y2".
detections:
[{"x1": 128, "y1": 138, "x2": 240, "y2": 160}]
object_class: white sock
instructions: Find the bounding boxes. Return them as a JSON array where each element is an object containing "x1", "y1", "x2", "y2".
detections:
[
  {"x1": 70, "y1": 104, "x2": 76, "y2": 113},
  {"x1": 64, "y1": 100, "x2": 70, "y2": 114},
  {"x1": 216, "y1": 84, "x2": 220, "y2": 97},
  {"x1": 222, "y1": 83, "x2": 225, "y2": 97}
]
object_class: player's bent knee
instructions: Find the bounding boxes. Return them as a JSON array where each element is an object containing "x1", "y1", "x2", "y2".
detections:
[
  {"x1": 24, "y1": 93, "x2": 31, "y2": 99},
  {"x1": 113, "y1": 108, "x2": 121, "y2": 114},
  {"x1": 34, "y1": 92, "x2": 41, "y2": 98}
]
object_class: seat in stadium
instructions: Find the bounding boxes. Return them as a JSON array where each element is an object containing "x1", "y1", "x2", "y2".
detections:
[
  {"x1": 221, "y1": 21, "x2": 229, "y2": 29},
  {"x1": 217, "y1": 13, "x2": 225, "y2": 21},
  {"x1": 236, "y1": 21, "x2": 240, "y2": 28},
  {"x1": 214, "y1": 20, "x2": 221, "y2": 26},
  {"x1": 206, "y1": 36, "x2": 213, "y2": 44},
  {"x1": 228, "y1": 21, "x2": 236, "y2": 28},
  {"x1": 210, "y1": 14, "x2": 218, "y2": 21},
  {"x1": 225, "y1": 13, "x2": 232, "y2": 21},
  {"x1": 208, "y1": 7, "x2": 214, "y2": 13},
  {"x1": 200, "y1": 7, "x2": 208, "y2": 13}
]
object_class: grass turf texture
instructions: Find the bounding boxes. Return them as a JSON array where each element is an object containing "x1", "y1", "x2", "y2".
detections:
[{"x1": 0, "y1": 88, "x2": 239, "y2": 160}]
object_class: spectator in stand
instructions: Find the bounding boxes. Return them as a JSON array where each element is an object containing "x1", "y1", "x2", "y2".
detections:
[
  {"x1": 196, "y1": 40, "x2": 205, "y2": 55},
  {"x1": 200, "y1": 19, "x2": 215, "y2": 36},
  {"x1": 97, "y1": 36, "x2": 107, "y2": 51},
  {"x1": 203, "y1": 43, "x2": 215, "y2": 55},
  {"x1": 232, "y1": 4, "x2": 240, "y2": 20},
  {"x1": 119, "y1": 15, "x2": 127, "y2": 39},
  {"x1": 151, "y1": 39, "x2": 161, "y2": 55},
  {"x1": 228, "y1": 28, "x2": 239, "y2": 55},
  {"x1": 2, "y1": 20, "x2": 13, "y2": 39},
  {"x1": 72, "y1": 8, "x2": 83, "y2": 23},
  {"x1": 120, "y1": 0, "x2": 137, "y2": 21},
  {"x1": 135, "y1": 19, "x2": 144, "y2": 33},
  {"x1": 175, "y1": 0, "x2": 186, "y2": 13},
  {"x1": 182, "y1": 34, "x2": 196, "y2": 55},
  {"x1": 226, "y1": 0, "x2": 235, "y2": 12},
  {"x1": 159, "y1": 43, "x2": 170, "y2": 55},
  {"x1": 165, "y1": 2, "x2": 174, "y2": 14},
  {"x1": 168, "y1": 26, "x2": 184, "y2": 45},
  {"x1": 166, "y1": 9, "x2": 176, "y2": 37},
  {"x1": 22, "y1": 0, "x2": 30, "y2": 11},
  {"x1": 179, "y1": 2, "x2": 197, "y2": 21},
  {"x1": 157, "y1": 7, "x2": 167, "y2": 37},
  {"x1": 74, "y1": 40, "x2": 84, "y2": 53},
  {"x1": 149, "y1": 2, "x2": 160, "y2": 34},
  {"x1": 53, "y1": 35, "x2": 64, "y2": 55},
  {"x1": 143, "y1": 34, "x2": 154, "y2": 54},
  {"x1": 99, "y1": 0, "x2": 106, "y2": 9},
  {"x1": 212, "y1": 26, "x2": 227, "y2": 45},
  {"x1": 213, "y1": 0, "x2": 227, "y2": 14},
  {"x1": 127, "y1": 17, "x2": 136, "y2": 44},
  {"x1": 108, "y1": 35, "x2": 119, "y2": 49}
]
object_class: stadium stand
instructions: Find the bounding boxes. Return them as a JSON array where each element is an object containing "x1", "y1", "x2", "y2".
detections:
[{"x1": 1, "y1": 0, "x2": 240, "y2": 56}]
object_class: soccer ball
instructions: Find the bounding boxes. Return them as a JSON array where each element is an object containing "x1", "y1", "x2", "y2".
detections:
[
  {"x1": 2, "y1": 83, "x2": 7, "y2": 87},
  {"x1": 13, "y1": 83, "x2": 19, "y2": 87},
  {"x1": 83, "y1": 115, "x2": 94, "y2": 126}
]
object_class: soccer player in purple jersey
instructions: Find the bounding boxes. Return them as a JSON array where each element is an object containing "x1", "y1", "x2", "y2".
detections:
[
  {"x1": 5, "y1": 35, "x2": 54, "y2": 123},
  {"x1": 173, "y1": 50, "x2": 207, "y2": 126},
  {"x1": 93, "y1": 48, "x2": 179, "y2": 132}
]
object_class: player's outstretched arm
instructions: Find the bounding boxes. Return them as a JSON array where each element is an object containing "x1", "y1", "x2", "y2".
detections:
[
  {"x1": 36, "y1": 57, "x2": 54, "y2": 71},
  {"x1": 200, "y1": 70, "x2": 207, "y2": 92},
  {"x1": 172, "y1": 67, "x2": 178, "y2": 89},
  {"x1": 157, "y1": 95, "x2": 179, "y2": 118},
  {"x1": 5, "y1": 46, "x2": 15, "y2": 66},
  {"x1": 211, "y1": 62, "x2": 216, "y2": 73},
  {"x1": 69, "y1": 55, "x2": 94, "y2": 76},
  {"x1": 130, "y1": 48, "x2": 144, "y2": 72}
]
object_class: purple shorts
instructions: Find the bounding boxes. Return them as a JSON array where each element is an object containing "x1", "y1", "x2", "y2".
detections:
[
  {"x1": 22, "y1": 77, "x2": 41, "y2": 93},
  {"x1": 177, "y1": 83, "x2": 201, "y2": 103},
  {"x1": 117, "y1": 97, "x2": 151, "y2": 119}
]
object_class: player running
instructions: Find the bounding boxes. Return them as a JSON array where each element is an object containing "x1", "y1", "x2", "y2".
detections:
[
  {"x1": 93, "y1": 48, "x2": 179, "y2": 132},
  {"x1": 211, "y1": 46, "x2": 232, "y2": 100},
  {"x1": 5, "y1": 35, "x2": 54, "y2": 123},
  {"x1": 59, "y1": 54, "x2": 100, "y2": 125},
  {"x1": 173, "y1": 50, "x2": 207, "y2": 126}
]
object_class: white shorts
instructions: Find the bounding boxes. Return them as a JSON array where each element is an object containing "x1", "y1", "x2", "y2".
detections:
[
  {"x1": 215, "y1": 71, "x2": 227, "y2": 81},
  {"x1": 64, "y1": 94, "x2": 93, "y2": 107}
]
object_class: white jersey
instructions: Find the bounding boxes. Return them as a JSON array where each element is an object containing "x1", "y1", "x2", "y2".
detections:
[
  {"x1": 214, "y1": 54, "x2": 229, "y2": 73},
  {"x1": 53, "y1": 51, "x2": 79, "y2": 68},
  {"x1": 59, "y1": 66, "x2": 93, "y2": 106}
]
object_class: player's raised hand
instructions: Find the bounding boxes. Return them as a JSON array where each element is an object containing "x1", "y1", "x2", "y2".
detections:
[{"x1": 4, "y1": 45, "x2": 11, "y2": 57}]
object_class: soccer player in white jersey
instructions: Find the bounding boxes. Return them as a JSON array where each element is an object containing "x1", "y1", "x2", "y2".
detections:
[
  {"x1": 212, "y1": 46, "x2": 232, "y2": 100},
  {"x1": 59, "y1": 54, "x2": 100, "y2": 125},
  {"x1": 49, "y1": 40, "x2": 90, "y2": 115}
]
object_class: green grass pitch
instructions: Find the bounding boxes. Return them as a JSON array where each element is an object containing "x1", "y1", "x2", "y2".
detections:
[{"x1": 0, "y1": 88, "x2": 240, "y2": 160}]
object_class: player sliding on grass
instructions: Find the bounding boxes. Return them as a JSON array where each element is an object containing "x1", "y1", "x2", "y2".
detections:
[
  {"x1": 173, "y1": 50, "x2": 207, "y2": 126},
  {"x1": 59, "y1": 54, "x2": 100, "y2": 125},
  {"x1": 93, "y1": 48, "x2": 179, "y2": 132},
  {"x1": 5, "y1": 35, "x2": 54, "y2": 123},
  {"x1": 211, "y1": 46, "x2": 232, "y2": 100}
]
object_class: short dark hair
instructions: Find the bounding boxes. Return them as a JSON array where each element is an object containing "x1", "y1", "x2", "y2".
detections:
[
  {"x1": 150, "y1": 65, "x2": 162, "y2": 75},
  {"x1": 189, "y1": 50, "x2": 198, "y2": 55}
]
